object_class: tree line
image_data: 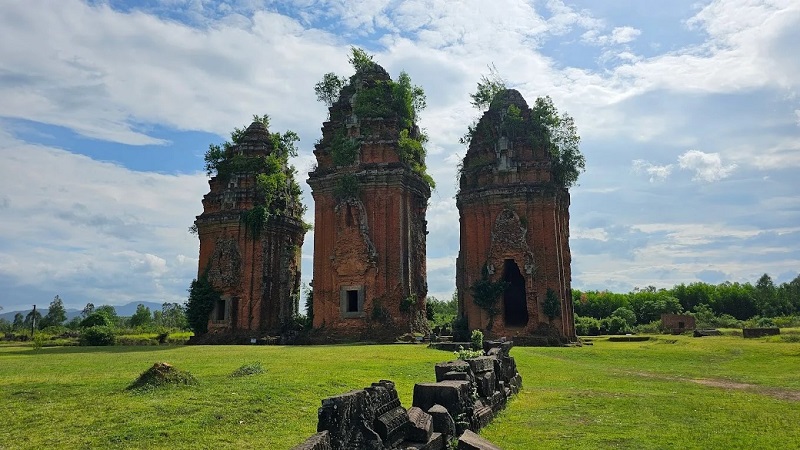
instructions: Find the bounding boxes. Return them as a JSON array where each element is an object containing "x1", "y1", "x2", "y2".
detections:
[
  {"x1": 574, "y1": 273, "x2": 800, "y2": 335},
  {"x1": 0, "y1": 296, "x2": 189, "y2": 334}
]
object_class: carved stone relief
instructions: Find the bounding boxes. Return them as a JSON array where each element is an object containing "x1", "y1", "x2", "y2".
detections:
[
  {"x1": 332, "y1": 198, "x2": 378, "y2": 277},
  {"x1": 488, "y1": 208, "x2": 534, "y2": 275},
  {"x1": 207, "y1": 237, "x2": 241, "y2": 288}
]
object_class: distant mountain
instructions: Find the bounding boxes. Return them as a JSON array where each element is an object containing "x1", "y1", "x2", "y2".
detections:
[{"x1": 0, "y1": 301, "x2": 167, "y2": 321}]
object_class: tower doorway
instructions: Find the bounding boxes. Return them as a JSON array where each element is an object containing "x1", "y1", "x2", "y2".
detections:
[{"x1": 502, "y1": 259, "x2": 528, "y2": 327}]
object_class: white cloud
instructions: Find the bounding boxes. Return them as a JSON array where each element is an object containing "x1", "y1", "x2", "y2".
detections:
[
  {"x1": 583, "y1": 26, "x2": 641, "y2": 46},
  {"x1": 0, "y1": 0, "x2": 798, "y2": 306},
  {"x1": 678, "y1": 150, "x2": 737, "y2": 182},
  {"x1": 632, "y1": 160, "x2": 673, "y2": 182},
  {"x1": 795, "y1": 109, "x2": 800, "y2": 126},
  {"x1": 0, "y1": 131, "x2": 208, "y2": 309}
]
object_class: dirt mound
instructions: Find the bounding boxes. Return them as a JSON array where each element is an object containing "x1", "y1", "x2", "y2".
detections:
[{"x1": 126, "y1": 362, "x2": 197, "y2": 391}]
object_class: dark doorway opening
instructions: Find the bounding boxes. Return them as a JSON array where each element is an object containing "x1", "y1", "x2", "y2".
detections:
[
  {"x1": 215, "y1": 299, "x2": 226, "y2": 321},
  {"x1": 346, "y1": 290, "x2": 359, "y2": 313},
  {"x1": 503, "y1": 259, "x2": 528, "y2": 327}
]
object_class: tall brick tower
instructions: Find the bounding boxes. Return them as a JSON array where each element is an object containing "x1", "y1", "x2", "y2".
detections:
[
  {"x1": 456, "y1": 90, "x2": 576, "y2": 341},
  {"x1": 308, "y1": 59, "x2": 431, "y2": 340},
  {"x1": 195, "y1": 121, "x2": 306, "y2": 336}
]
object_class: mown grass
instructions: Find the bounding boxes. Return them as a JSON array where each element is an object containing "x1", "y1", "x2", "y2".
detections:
[{"x1": 1, "y1": 335, "x2": 798, "y2": 449}]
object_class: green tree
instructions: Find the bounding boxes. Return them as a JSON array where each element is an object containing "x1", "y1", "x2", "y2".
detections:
[
  {"x1": 24, "y1": 309, "x2": 42, "y2": 330},
  {"x1": 81, "y1": 302, "x2": 95, "y2": 318},
  {"x1": 314, "y1": 72, "x2": 346, "y2": 109},
  {"x1": 427, "y1": 295, "x2": 457, "y2": 329},
  {"x1": 12, "y1": 313, "x2": 24, "y2": 330},
  {"x1": 469, "y1": 64, "x2": 506, "y2": 110},
  {"x1": 186, "y1": 276, "x2": 220, "y2": 334},
  {"x1": 0, "y1": 318, "x2": 10, "y2": 333},
  {"x1": 40, "y1": 295, "x2": 67, "y2": 328},
  {"x1": 543, "y1": 288, "x2": 562, "y2": 323},
  {"x1": 94, "y1": 305, "x2": 119, "y2": 327},
  {"x1": 611, "y1": 307, "x2": 637, "y2": 328},
  {"x1": 754, "y1": 273, "x2": 790, "y2": 317},
  {"x1": 471, "y1": 267, "x2": 509, "y2": 331},
  {"x1": 530, "y1": 96, "x2": 585, "y2": 188},
  {"x1": 160, "y1": 302, "x2": 188, "y2": 329},
  {"x1": 628, "y1": 288, "x2": 682, "y2": 324},
  {"x1": 80, "y1": 312, "x2": 112, "y2": 328},
  {"x1": 129, "y1": 304, "x2": 152, "y2": 328}
]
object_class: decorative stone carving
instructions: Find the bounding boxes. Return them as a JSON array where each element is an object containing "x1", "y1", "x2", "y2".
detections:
[
  {"x1": 487, "y1": 208, "x2": 534, "y2": 272},
  {"x1": 332, "y1": 198, "x2": 377, "y2": 277},
  {"x1": 207, "y1": 238, "x2": 241, "y2": 288}
]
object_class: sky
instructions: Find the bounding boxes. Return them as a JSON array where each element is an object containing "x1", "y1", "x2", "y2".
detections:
[{"x1": 0, "y1": 0, "x2": 798, "y2": 312}]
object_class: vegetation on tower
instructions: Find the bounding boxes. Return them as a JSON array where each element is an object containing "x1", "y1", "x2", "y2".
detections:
[{"x1": 314, "y1": 47, "x2": 435, "y2": 190}]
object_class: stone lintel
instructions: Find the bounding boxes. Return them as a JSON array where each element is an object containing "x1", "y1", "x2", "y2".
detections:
[{"x1": 407, "y1": 406, "x2": 434, "y2": 443}]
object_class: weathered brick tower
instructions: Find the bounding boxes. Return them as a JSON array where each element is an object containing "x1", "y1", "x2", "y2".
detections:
[
  {"x1": 456, "y1": 90, "x2": 576, "y2": 341},
  {"x1": 308, "y1": 60, "x2": 431, "y2": 340},
  {"x1": 195, "y1": 121, "x2": 305, "y2": 336}
]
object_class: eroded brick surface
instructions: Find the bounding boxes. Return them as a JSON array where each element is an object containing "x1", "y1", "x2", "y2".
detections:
[
  {"x1": 195, "y1": 121, "x2": 305, "y2": 336},
  {"x1": 456, "y1": 89, "x2": 576, "y2": 341}
]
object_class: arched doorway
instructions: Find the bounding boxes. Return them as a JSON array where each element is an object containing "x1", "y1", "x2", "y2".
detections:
[{"x1": 502, "y1": 259, "x2": 528, "y2": 327}]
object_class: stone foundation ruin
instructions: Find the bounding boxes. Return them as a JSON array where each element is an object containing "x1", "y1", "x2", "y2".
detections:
[{"x1": 292, "y1": 341, "x2": 522, "y2": 449}]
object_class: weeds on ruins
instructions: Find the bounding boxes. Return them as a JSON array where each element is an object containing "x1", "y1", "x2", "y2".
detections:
[{"x1": 307, "y1": 48, "x2": 432, "y2": 341}]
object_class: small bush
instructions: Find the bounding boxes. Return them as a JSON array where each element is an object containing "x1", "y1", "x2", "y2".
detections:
[
  {"x1": 32, "y1": 333, "x2": 47, "y2": 351},
  {"x1": 454, "y1": 346, "x2": 483, "y2": 360},
  {"x1": 470, "y1": 329, "x2": 484, "y2": 351},
  {"x1": 634, "y1": 320, "x2": 662, "y2": 334},
  {"x1": 230, "y1": 362, "x2": 265, "y2": 378},
  {"x1": 575, "y1": 316, "x2": 602, "y2": 336},
  {"x1": 80, "y1": 326, "x2": 116, "y2": 346},
  {"x1": 772, "y1": 316, "x2": 800, "y2": 328}
]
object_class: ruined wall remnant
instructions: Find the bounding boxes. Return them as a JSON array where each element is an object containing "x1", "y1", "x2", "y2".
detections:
[
  {"x1": 307, "y1": 58, "x2": 431, "y2": 340},
  {"x1": 292, "y1": 341, "x2": 522, "y2": 449},
  {"x1": 456, "y1": 89, "x2": 576, "y2": 341},
  {"x1": 195, "y1": 121, "x2": 306, "y2": 336}
]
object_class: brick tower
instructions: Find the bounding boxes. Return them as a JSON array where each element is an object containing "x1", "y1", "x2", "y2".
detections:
[
  {"x1": 195, "y1": 121, "x2": 305, "y2": 336},
  {"x1": 307, "y1": 61, "x2": 431, "y2": 340},
  {"x1": 456, "y1": 90, "x2": 576, "y2": 341}
]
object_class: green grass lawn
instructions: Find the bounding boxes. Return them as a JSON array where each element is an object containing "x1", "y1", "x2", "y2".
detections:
[{"x1": 1, "y1": 335, "x2": 798, "y2": 449}]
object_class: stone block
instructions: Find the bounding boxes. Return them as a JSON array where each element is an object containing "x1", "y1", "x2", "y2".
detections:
[
  {"x1": 457, "y1": 430, "x2": 503, "y2": 450},
  {"x1": 743, "y1": 328, "x2": 780, "y2": 338},
  {"x1": 374, "y1": 406, "x2": 410, "y2": 446},
  {"x1": 443, "y1": 371, "x2": 471, "y2": 382},
  {"x1": 489, "y1": 390, "x2": 505, "y2": 413},
  {"x1": 291, "y1": 430, "x2": 332, "y2": 450},
  {"x1": 476, "y1": 371, "x2": 496, "y2": 398},
  {"x1": 471, "y1": 400, "x2": 493, "y2": 431},
  {"x1": 317, "y1": 389, "x2": 382, "y2": 449},
  {"x1": 508, "y1": 374, "x2": 522, "y2": 394},
  {"x1": 399, "y1": 432, "x2": 445, "y2": 450},
  {"x1": 484, "y1": 340, "x2": 512, "y2": 356},
  {"x1": 427, "y1": 404, "x2": 456, "y2": 438},
  {"x1": 413, "y1": 381, "x2": 473, "y2": 422},
  {"x1": 407, "y1": 406, "x2": 433, "y2": 443},
  {"x1": 435, "y1": 360, "x2": 471, "y2": 382},
  {"x1": 466, "y1": 356, "x2": 494, "y2": 374}
]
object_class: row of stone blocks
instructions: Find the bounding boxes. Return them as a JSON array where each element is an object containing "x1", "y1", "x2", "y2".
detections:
[{"x1": 292, "y1": 340, "x2": 522, "y2": 450}]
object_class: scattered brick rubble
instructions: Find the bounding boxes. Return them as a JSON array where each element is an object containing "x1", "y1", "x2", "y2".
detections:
[{"x1": 292, "y1": 341, "x2": 521, "y2": 450}]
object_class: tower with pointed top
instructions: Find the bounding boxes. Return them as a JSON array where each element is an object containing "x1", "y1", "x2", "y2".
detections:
[
  {"x1": 195, "y1": 121, "x2": 306, "y2": 335},
  {"x1": 307, "y1": 59, "x2": 432, "y2": 340},
  {"x1": 456, "y1": 89, "x2": 576, "y2": 341}
]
